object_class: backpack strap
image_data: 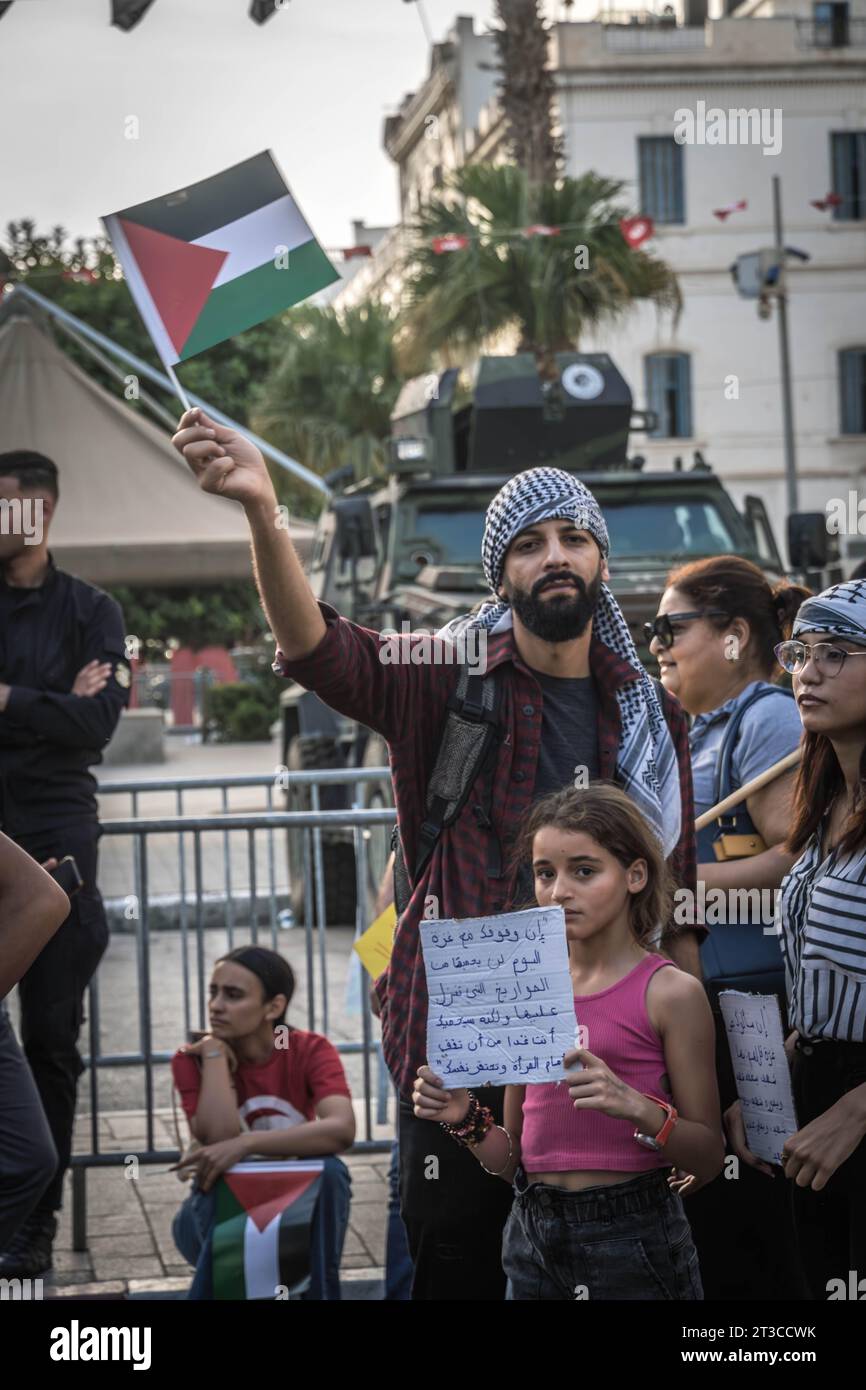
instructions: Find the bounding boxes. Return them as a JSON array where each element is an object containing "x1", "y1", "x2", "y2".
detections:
[
  {"x1": 391, "y1": 664, "x2": 503, "y2": 917},
  {"x1": 713, "y1": 685, "x2": 795, "y2": 805}
]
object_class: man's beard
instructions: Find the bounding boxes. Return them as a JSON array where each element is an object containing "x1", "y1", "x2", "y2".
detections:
[{"x1": 504, "y1": 564, "x2": 603, "y2": 643}]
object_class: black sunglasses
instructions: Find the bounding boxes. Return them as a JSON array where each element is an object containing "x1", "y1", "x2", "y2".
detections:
[{"x1": 642, "y1": 609, "x2": 729, "y2": 650}]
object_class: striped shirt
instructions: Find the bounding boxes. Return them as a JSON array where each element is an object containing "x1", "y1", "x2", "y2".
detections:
[{"x1": 779, "y1": 828, "x2": 866, "y2": 1041}]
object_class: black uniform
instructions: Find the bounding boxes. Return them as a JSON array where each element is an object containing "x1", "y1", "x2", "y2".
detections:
[{"x1": 0, "y1": 554, "x2": 129, "y2": 1219}]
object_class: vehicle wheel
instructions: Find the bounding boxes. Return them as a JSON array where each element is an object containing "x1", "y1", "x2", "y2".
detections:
[
  {"x1": 360, "y1": 733, "x2": 395, "y2": 920},
  {"x1": 286, "y1": 735, "x2": 358, "y2": 926}
]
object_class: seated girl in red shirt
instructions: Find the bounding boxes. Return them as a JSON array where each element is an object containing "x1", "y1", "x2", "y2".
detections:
[{"x1": 171, "y1": 946, "x2": 355, "y2": 1299}]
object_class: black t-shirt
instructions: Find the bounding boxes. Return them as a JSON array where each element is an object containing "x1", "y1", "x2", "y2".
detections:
[{"x1": 512, "y1": 669, "x2": 600, "y2": 908}]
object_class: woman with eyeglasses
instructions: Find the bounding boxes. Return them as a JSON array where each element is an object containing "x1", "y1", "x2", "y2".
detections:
[
  {"x1": 645, "y1": 556, "x2": 810, "y2": 1302},
  {"x1": 727, "y1": 580, "x2": 866, "y2": 1300}
]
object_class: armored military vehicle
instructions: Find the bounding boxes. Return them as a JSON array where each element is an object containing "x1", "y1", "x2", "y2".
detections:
[{"x1": 280, "y1": 353, "x2": 835, "y2": 924}]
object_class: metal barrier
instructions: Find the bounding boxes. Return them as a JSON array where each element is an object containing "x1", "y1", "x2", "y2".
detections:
[{"x1": 71, "y1": 770, "x2": 397, "y2": 1251}]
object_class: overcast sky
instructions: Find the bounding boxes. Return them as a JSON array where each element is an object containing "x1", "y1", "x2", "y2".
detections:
[{"x1": 0, "y1": 0, "x2": 527, "y2": 253}]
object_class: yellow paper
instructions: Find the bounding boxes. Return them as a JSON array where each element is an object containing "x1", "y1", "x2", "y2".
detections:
[{"x1": 353, "y1": 902, "x2": 397, "y2": 977}]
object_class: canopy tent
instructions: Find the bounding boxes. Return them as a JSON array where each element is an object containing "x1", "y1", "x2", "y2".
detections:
[{"x1": 0, "y1": 309, "x2": 313, "y2": 586}]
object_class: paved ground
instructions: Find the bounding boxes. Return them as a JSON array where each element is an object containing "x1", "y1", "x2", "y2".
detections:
[{"x1": 25, "y1": 737, "x2": 395, "y2": 1300}]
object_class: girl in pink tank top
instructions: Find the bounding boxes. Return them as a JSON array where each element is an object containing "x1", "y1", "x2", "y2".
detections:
[{"x1": 413, "y1": 784, "x2": 723, "y2": 1300}]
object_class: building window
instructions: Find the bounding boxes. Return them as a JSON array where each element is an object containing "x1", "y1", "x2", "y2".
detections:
[
  {"x1": 831, "y1": 131, "x2": 866, "y2": 220},
  {"x1": 839, "y1": 348, "x2": 866, "y2": 434},
  {"x1": 813, "y1": 2, "x2": 849, "y2": 47},
  {"x1": 645, "y1": 353, "x2": 692, "y2": 438},
  {"x1": 638, "y1": 137, "x2": 685, "y2": 225}
]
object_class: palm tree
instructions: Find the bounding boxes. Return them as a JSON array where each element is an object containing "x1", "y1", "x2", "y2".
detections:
[
  {"x1": 251, "y1": 301, "x2": 407, "y2": 513},
  {"x1": 399, "y1": 163, "x2": 681, "y2": 380},
  {"x1": 492, "y1": 0, "x2": 562, "y2": 186}
]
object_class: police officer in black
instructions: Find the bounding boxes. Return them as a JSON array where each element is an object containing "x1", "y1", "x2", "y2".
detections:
[{"x1": 0, "y1": 451, "x2": 130, "y2": 1277}]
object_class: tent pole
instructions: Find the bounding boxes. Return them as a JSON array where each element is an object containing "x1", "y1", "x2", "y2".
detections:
[{"x1": 3, "y1": 284, "x2": 330, "y2": 497}]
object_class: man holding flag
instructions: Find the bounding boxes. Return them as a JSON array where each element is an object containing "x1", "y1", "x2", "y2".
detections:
[{"x1": 171, "y1": 411, "x2": 700, "y2": 1300}]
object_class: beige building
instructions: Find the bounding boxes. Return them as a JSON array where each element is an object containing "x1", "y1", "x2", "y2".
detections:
[{"x1": 335, "y1": 6, "x2": 866, "y2": 560}]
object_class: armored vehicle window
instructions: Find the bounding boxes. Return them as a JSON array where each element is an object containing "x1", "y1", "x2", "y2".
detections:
[
  {"x1": 410, "y1": 507, "x2": 487, "y2": 566},
  {"x1": 604, "y1": 501, "x2": 736, "y2": 558}
]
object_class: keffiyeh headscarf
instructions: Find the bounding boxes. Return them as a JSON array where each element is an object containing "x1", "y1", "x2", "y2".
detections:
[
  {"x1": 438, "y1": 467, "x2": 682, "y2": 858},
  {"x1": 793, "y1": 579, "x2": 866, "y2": 645}
]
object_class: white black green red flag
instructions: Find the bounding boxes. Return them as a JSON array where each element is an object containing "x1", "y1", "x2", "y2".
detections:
[
  {"x1": 102, "y1": 151, "x2": 338, "y2": 368},
  {"x1": 211, "y1": 1160, "x2": 324, "y2": 1300}
]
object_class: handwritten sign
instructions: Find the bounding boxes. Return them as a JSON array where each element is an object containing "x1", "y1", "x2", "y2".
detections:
[
  {"x1": 420, "y1": 906, "x2": 574, "y2": 1086},
  {"x1": 719, "y1": 991, "x2": 798, "y2": 1166}
]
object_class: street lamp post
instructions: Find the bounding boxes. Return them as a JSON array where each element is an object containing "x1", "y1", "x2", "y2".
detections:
[{"x1": 773, "y1": 176, "x2": 799, "y2": 515}]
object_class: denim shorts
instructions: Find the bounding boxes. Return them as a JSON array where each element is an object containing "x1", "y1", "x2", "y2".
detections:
[{"x1": 502, "y1": 1167, "x2": 703, "y2": 1301}]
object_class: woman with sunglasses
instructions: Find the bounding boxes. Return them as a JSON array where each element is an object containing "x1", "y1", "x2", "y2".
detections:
[
  {"x1": 646, "y1": 557, "x2": 809, "y2": 895},
  {"x1": 645, "y1": 556, "x2": 809, "y2": 1301},
  {"x1": 727, "y1": 580, "x2": 866, "y2": 1300}
]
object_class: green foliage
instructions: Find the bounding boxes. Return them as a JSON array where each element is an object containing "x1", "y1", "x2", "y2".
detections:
[
  {"x1": 204, "y1": 683, "x2": 279, "y2": 743},
  {"x1": 251, "y1": 301, "x2": 409, "y2": 508},
  {"x1": 399, "y1": 164, "x2": 681, "y2": 376},
  {"x1": 108, "y1": 581, "x2": 269, "y2": 656},
  {"x1": 204, "y1": 662, "x2": 283, "y2": 743}
]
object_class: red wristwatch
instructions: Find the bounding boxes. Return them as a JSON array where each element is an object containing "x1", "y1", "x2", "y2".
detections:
[{"x1": 633, "y1": 1095, "x2": 678, "y2": 1151}]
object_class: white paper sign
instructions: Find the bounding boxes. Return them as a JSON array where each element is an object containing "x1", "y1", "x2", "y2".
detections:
[
  {"x1": 421, "y1": 906, "x2": 575, "y2": 1086},
  {"x1": 719, "y1": 991, "x2": 798, "y2": 1166}
]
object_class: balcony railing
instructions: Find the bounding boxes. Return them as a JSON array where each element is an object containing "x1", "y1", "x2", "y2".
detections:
[{"x1": 795, "y1": 17, "x2": 866, "y2": 48}]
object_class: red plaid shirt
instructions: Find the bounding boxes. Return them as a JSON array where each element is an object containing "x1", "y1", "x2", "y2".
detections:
[{"x1": 276, "y1": 603, "x2": 696, "y2": 1098}]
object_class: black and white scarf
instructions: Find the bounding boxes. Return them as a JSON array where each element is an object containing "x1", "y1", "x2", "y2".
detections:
[{"x1": 439, "y1": 468, "x2": 682, "y2": 858}]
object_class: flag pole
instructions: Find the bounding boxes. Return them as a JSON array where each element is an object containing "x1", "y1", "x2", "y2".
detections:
[{"x1": 166, "y1": 363, "x2": 192, "y2": 413}]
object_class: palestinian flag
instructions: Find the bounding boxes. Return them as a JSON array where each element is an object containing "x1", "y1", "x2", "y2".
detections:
[
  {"x1": 102, "y1": 151, "x2": 338, "y2": 368},
  {"x1": 212, "y1": 1160, "x2": 324, "y2": 1300}
]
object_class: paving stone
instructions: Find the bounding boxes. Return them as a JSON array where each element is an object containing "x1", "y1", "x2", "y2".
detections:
[
  {"x1": 340, "y1": 1253, "x2": 374, "y2": 1270},
  {"x1": 48, "y1": 1280, "x2": 127, "y2": 1298},
  {"x1": 347, "y1": 1203, "x2": 386, "y2": 1264},
  {"x1": 347, "y1": 1164, "x2": 381, "y2": 1182},
  {"x1": 47, "y1": 1271, "x2": 100, "y2": 1288},
  {"x1": 88, "y1": 1233, "x2": 159, "y2": 1257},
  {"x1": 92, "y1": 1257, "x2": 165, "y2": 1281},
  {"x1": 66, "y1": 1211, "x2": 150, "y2": 1238},
  {"x1": 348, "y1": 1183, "x2": 387, "y2": 1205},
  {"x1": 51, "y1": 1250, "x2": 95, "y2": 1272},
  {"x1": 340, "y1": 1227, "x2": 368, "y2": 1258},
  {"x1": 128, "y1": 1277, "x2": 190, "y2": 1295}
]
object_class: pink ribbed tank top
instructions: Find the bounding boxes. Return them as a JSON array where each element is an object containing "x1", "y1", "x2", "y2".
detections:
[{"x1": 520, "y1": 954, "x2": 674, "y2": 1174}]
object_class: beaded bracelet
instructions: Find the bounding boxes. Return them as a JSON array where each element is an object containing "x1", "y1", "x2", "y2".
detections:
[{"x1": 440, "y1": 1092, "x2": 495, "y2": 1147}]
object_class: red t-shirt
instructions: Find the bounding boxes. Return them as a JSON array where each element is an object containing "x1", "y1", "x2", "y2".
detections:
[{"x1": 171, "y1": 1027, "x2": 351, "y2": 1132}]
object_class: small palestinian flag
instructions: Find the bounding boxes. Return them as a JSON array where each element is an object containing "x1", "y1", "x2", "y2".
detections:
[
  {"x1": 212, "y1": 1160, "x2": 324, "y2": 1300},
  {"x1": 102, "y1": 151, "x2": 338, "y2": 368}
]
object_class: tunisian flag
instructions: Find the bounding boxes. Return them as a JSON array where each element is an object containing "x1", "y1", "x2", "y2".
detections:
[{"x1": 619, "y1": 216, "x2": 655, "y2": 248}]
